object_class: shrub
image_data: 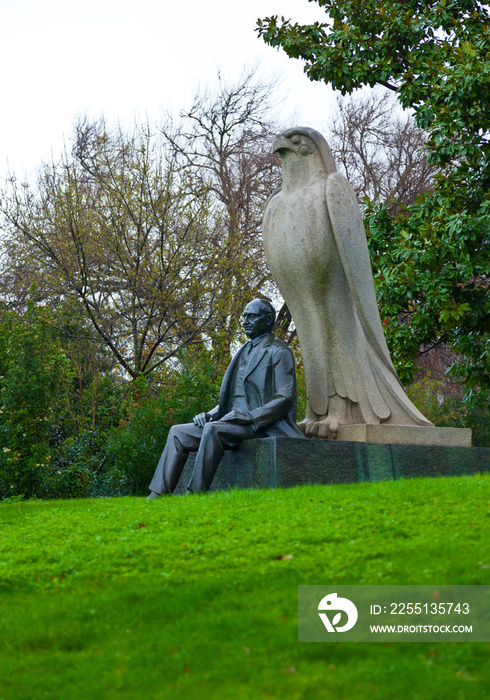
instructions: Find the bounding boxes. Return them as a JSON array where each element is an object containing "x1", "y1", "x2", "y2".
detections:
[
  {"x1": 103, "y1": 350, "x2": 221, "y2": 495},
  {"x1": 41, "y1": 463, "x2": 93, "y2": 499},
  {"x1": 407, "y1": 373, "x2": 490, "y2": 447},
  {"x1": 0, "y1": 300, "x2": 73, "y2": 499}
]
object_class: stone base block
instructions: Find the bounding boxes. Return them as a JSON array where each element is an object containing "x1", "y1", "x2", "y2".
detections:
[
  {"x1": 337, "y1": 424, "x2": 471, "y2": 447},
  {"x1": 173, "y1": 437, "x2": 489, "y2": 494}
]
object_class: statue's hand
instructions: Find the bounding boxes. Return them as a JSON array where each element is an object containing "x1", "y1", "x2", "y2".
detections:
[
  {"x1": 221, "y1": 410, "x2": 252, "y2": 425},
  {"x1": 193, "y1": 412, "x2": 211, "y2": 428}
]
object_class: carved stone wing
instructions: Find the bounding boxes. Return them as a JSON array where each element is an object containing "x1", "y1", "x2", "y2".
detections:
[{"x1": 325, "y1": 172, "x2": 395, "y2": 372}]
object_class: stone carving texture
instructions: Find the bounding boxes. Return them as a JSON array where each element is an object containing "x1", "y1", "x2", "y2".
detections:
[{"x1": 263, "y1": 127, "x2": 432, "y2": 439}]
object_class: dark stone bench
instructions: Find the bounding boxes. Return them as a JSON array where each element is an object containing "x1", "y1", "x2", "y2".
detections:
[{"x1": 173, "y1": 438, "x2": 490, "y2": 494}]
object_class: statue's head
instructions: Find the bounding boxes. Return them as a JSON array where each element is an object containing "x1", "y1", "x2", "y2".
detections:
[
  {"x1": 242, "y1": 299, "x2": 275, "y2": 339},
  {"x1": 272, "y1": 126, "x2": 336, "y2": 176}
]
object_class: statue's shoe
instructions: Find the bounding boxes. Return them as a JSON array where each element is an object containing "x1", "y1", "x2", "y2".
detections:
[{"x1": 146, "y1": 491, "x2": 161, "y2": 500}]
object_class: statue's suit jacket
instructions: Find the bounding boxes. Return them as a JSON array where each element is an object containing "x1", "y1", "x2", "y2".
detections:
[{"x1": 207, "y1": 332, "x2": 304, "y2": 438}]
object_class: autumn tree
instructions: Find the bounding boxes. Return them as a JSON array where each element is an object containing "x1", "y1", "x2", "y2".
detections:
[
  {"x1": 1, "y1": 121, "x2": 227, "y2": 380},
  {"x1": 328, "y1": 89, "x2": 437, "y2": 212},
  {"x1": 161, "y1": 71, "x2": 283, "y2": 358},
  {"x1": 258, "y1": 1, "x2": 490, "y2": 403}
]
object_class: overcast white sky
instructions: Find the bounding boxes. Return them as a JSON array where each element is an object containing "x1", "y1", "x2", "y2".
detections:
[{"x1": 1, "y1": 0, "x2": 338, "y2": 177}]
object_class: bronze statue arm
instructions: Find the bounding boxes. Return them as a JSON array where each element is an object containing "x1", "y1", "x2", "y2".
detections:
[
  {"x1": 193, "y1": 405, "x2": 219, "y2": 428},
  {"x1": 220, "y1": 409, "x2": 254, "y2": 425}
]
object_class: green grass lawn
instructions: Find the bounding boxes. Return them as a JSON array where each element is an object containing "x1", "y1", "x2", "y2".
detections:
[{"x1": 1, "y1": 475, "x2": 489, "y2": 699}]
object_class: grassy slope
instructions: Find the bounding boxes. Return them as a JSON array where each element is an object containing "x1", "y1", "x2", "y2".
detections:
[{"x1": 0, "y1": 475, "x2": 489, "y2": 700}]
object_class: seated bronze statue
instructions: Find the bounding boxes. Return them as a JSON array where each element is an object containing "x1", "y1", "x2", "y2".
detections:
[{"x1": 147, "y1": 299, "x2": 304, "y2": 497}]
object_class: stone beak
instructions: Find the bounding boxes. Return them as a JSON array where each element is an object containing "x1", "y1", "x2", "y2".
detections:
[{"x1": 272, "y1": 135, "x2": 291, "y2": 154}]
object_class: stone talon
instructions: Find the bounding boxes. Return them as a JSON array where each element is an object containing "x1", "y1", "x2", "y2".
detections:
[
  {"x1": 315, "y1": 417, "x2": 339, "y2": 440},
  {"x1": 305, "y1": 420, "x2": 318, "y2": 437},
  {"x1": 297, "y1": 419, "x2": 308, "y2": 435}
]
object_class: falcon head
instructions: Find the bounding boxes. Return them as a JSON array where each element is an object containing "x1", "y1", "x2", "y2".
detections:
[
  {"x1": 272, "y1": 127, "x2": 336, "y2": 176},
  {"x1": 273, "y1": 128, "x2": 317, "y2": 157}
]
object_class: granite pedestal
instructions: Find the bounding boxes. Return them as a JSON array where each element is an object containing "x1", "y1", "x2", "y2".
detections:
[
  {"x1": 337, "y1": 424, "x2": 471, "y2": 447},
  {"x1": 172, "y1": 437, "x2": 490, "y2": 494}
]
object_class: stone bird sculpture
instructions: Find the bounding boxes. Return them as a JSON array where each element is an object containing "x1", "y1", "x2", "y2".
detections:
[{"x1": 262, "y1": 127, "x2": 431, "y2": 439}]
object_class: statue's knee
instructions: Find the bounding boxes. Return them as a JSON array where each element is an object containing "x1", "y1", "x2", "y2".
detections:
[
  {"x1": 202, "y1": 422, "x2": 223, "y2": 441},
  {"x1": 168, "y1": 423, "x2": 188, "y2": 441},
  {"x1": 201, "y1": 422, "x2": 215, "y2": 436}
]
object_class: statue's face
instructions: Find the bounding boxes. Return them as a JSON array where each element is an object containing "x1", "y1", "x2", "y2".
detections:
[
  {"x1": 272, "y1": 129, "x2": 317, "y2": 158},
  {"x1": 242, "y1": 301, "x2": 273, "y2": 339}
]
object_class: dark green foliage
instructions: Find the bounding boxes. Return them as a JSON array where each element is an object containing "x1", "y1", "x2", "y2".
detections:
[
  {"x1": 258, "y1": 1, "x2": 490, "y2": 402},
  {"x1": 364, "y1": 177, "x2": 490, "y2": 398},
  {"x1": 47, "y1": 428, "x2": 113, "y2": 499},
  {"x1": 406, "y1": 373, "x2": 490, "y2": 446},
  {"x1": 45, "y1": 371, "x2": 124, "y2": 499},
  {"x1": 438, "y1": 401, "x2": 490, "y2": 448},
  {"x1": 0, "y1": 300, "x2": 130, "y2": 500},
  {"x1": 40, "y1": 462, "x2": 93, "y2": 500},
  {"x1": 54, "y1": 301, "x2": 122, "y2": 435},
  {"x1": 0, "y1": 298, "x2": 224, "y2": 500},
  {"x1": 104, "y1": 349, "x2": 221, "y2": 495},
  {"x1": 0, "y1": 301, "x2": 73, "y2": 499}
]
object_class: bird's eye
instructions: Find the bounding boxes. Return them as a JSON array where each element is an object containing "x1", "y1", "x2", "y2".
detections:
[{"x1": 291, "y1": 135, "x2": 301, "y2": 144}]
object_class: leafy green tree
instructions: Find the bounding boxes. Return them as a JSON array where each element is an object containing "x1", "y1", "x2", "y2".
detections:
[
  {"x1": 0, "y1": 300, "x2": 73, "y2": 498},
  {"x1": 258, "y1": 1, "x2": 490, "y2": 403}
]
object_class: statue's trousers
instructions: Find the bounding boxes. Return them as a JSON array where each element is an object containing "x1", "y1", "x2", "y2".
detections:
[{"x1": 149, "y1": 420, "x2": 256, "y2": 494}]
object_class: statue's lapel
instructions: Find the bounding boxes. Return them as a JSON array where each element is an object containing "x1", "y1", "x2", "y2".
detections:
[
  {"x1": 218, "y1": 342, "x2": 249, "y2": 410},
  {"x1": 244, "y1": 333, "x2": 274, "y2": 380}
]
